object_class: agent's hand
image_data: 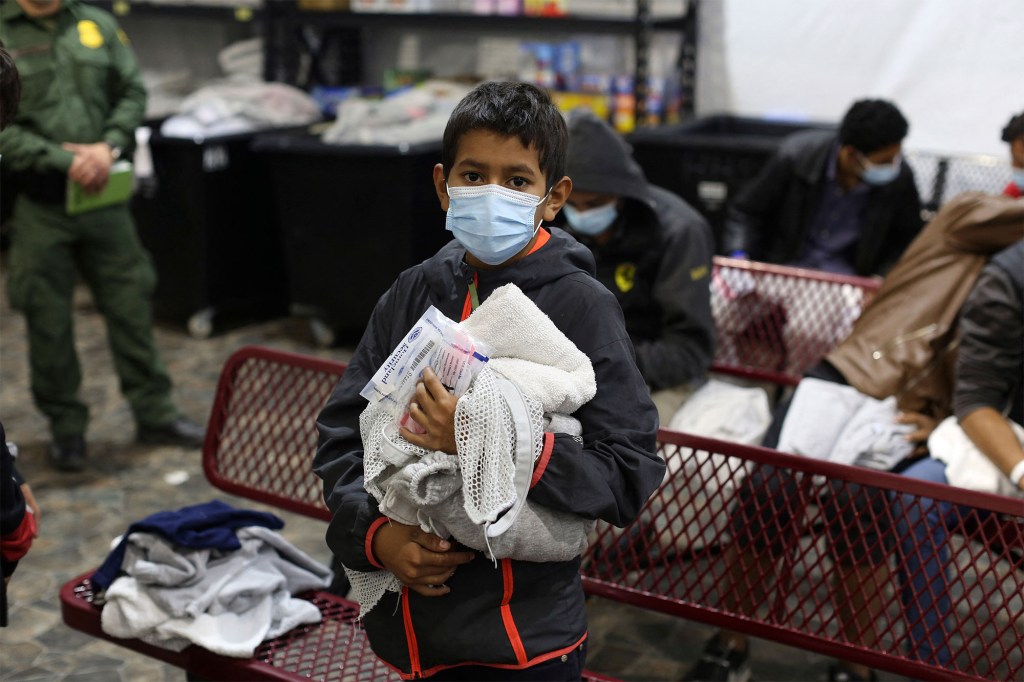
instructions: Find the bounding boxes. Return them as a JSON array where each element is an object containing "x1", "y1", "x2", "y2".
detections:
[
  {"x1": 64, "y1": 142, "x2": 115, "y2": 194},
  {"x1": 400, "y1": 368, "x2": 458, "y2": 455},
  {"x1": 896, "y1": 411, "x2": 939, "y2": 456},
  {"x1": 372, "y1": 521, "x2": 475, "y2": 597},
  {"x1": 20, "y1": 482, "x2": 40, "y2": 535}
]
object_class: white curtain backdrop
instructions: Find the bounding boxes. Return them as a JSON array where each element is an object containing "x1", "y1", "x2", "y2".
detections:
[{"x1": 697, "y1": 0, "x2": 1024, "y2": 157}]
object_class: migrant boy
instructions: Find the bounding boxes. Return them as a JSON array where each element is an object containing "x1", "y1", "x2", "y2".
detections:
[{"x1": 314, "y1": 81, "x2": 664, "y2": 680}]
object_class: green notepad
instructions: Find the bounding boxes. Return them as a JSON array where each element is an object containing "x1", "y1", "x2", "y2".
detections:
[{"x1": 66, "y1": 161, "x2": 134, "y2": 215}]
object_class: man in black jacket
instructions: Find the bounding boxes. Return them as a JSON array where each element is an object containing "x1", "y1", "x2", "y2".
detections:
[
  {"x1": 558, "y1": 108, "x2": 715, "y2": 423},
  {"x1": 723, "y1": 99, "x2": 923, "y2": 277}
]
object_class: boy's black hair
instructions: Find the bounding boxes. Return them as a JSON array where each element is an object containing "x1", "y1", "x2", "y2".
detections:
[
  {"x1": 1001, "y1": 112, "x2": 1024, "y2": 143},
  {"x1": 442, "y1": 81, "x2": 567, "y2": 191},
  {"x1": 839, "y1": 99, "x2": 909, "y2": 155},
  {"x1": 0, "y1": 46, "x2": 19, "y2": 131}
]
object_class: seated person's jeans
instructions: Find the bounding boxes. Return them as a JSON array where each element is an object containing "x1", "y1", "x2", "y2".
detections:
[
  {"x1": 729, "y1": 457, "x2": 953, "y2": 667},
  {"x1": 730, "y1": 361, "x2": 954, "y2": 666}
]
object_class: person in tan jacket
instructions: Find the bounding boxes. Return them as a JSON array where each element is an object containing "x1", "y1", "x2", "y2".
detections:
[{"x1": 684, "y1": 192, "x2": 1024, "y2": 682}]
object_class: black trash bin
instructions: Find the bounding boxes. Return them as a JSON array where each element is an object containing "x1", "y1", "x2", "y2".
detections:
[
  {"x1": 627, "y1": 115, "x2": 835, "y2": 249},
  {"x1": 132, "y1": 126, "x2": 294, "y2": 337},
  {"x1": 252, "y1": 133, "x2": 449, "y2": 347}
]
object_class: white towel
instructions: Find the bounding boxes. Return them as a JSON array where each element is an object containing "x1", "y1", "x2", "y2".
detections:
[
  {"x1": 462, "y1": 283, "x2": 596, "y2": 415},
  {"x1": 929, "y1": 416, "x2": 1024, "y2": 498}
]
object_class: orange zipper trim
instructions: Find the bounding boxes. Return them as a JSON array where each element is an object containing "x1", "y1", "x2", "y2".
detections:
[
  {"x1": 499, "y1": 558, "x2": 528, "y2": 665},
  {"x1": 401, "y1": 586, "x2": 422, "y2": 677}
]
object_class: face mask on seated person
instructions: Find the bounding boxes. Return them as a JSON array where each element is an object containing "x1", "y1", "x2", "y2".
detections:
[
  {"x1": 858, "y1": 152, "x2": 902, "y2": 186},
  {"x1": 563, "y1": 202, "x2": 618, "y2": 237},
  {"x1": 446, "y1": 184, "x2": 550, "y2": 266}
]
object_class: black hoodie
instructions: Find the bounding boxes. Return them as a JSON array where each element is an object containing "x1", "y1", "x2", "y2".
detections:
[
  {"x1": 560, "y1": 109, "x2": 715, "y2": 391},
  {"x1": 314, "y1": 228, "x2": 663, "y2": 678}
]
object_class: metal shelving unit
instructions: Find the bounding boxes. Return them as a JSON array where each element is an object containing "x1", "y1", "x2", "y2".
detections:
[
  {"x1": 87, "y1": 0, "x2": 262, "y2": 23},
  {"x1": 261, "y1": 0, "x2": 699, "y2": 123},
  {"x1": 84, "y1": 0, "x2": 699, "y2": 122}
]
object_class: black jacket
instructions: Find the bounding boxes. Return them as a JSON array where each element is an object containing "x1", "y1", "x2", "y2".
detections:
[
  {"x1": 314, "y1": 228, "x2": 663, "y2": 678},
  {"x1": 560, "y1": 109, "x2": 715, "y2": 390},
  {"x1": 954, "y1": 240, "x2": 1024, "y2": 425},
  {"x1": 722, "y1": 129, "x2": 923, "y2": 276}
]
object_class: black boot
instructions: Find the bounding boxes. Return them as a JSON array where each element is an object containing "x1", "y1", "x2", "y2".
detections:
[
  {"x1": 50, "y1": 435, "x2": 87, "y2": 472},
  {"x1": 137, "y1": 417, "x2": 206, "y2": 448}
]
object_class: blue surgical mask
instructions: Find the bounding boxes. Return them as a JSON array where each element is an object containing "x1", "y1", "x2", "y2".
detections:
[
  {"x1": 563, "y1": 202, "x2": 618, "y2": 236},
  {"x1": 858, "y1": 153, "x2": 901, "y2": 186},
  {"x1": 1012, "y1": 167, "x2": 1024, "y2": 191},
  {"x1": 446, "y1": 184, "x2": 549, "y2": 266}
]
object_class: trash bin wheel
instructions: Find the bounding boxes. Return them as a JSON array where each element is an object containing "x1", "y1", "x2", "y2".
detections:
[
  {"x1": 187, "y1": 308, "x2": 215, "y2": 340},
  {"x1": 310, "y1": 318, "x2": 336, "y2": 349}
]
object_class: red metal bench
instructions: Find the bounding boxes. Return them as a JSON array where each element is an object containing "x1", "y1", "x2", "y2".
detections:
[
  {"x1": 710, "y1": 256, "x2": 881, "y2": 386},
  {"x1": 58, "y1": 346, "x2": 619, "y2": 682},
  {"x1": 60, "y1": 346, "x2": 1023, "y2": 681}
]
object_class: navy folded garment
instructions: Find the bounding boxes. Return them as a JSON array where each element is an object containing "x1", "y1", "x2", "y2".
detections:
[{"x1": 91, "y1": 499, "x2": 284, "y2": 590}]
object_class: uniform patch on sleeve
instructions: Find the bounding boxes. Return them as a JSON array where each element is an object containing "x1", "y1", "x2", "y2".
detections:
[
  {"x1": 615, "y1": 263, "x2": 636, "y2": 293},
  {"x1": 690, "y1": 264, "x2": 709, "y2": 281},
  {"x1": 117, "y1": 29, "x2": 131, "y2": 46},
  {"x1": 77, "y1": 20, "x2": 105, "y2": 49}
]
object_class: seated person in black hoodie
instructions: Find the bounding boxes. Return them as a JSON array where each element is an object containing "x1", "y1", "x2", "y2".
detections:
[
  {"x1": 723, "y1": 99, "x2": 923, "y2": 277},
  {"x1": 558, "y1": 108, "x2": 715, "y2": 423}
]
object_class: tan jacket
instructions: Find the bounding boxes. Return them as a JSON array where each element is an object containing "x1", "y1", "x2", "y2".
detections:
[{"x1": 828, "y1": 192, "x2": 1024, "y2": 418}]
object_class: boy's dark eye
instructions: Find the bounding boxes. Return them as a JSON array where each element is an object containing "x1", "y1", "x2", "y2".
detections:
[
  {"x1": 509, "y1": 177, "x2": 527, "y2": 189},
  {"x1": 463, "y1": 172, "x2": 482, "y2": 183}
]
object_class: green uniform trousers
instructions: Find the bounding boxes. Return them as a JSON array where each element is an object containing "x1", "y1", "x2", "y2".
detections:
[{"x1": 6, "y1": 195, "x2": 179, "y2": 439}]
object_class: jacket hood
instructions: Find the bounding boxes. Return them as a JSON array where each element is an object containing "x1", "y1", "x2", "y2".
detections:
[
  {"x1": 565, "y1": 109, "x2": 655, "y2": 208},
  {"x1": 421, "y1": 227, "x2": 598, "y2": 299}
]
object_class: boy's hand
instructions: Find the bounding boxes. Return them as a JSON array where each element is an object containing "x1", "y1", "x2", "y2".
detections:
[
  {"x1": 400, "y1": 368, "x2": 458, "y2": 454},
  {"x1": 372, "y1": 521, "x2": 475, "y2": 597}
]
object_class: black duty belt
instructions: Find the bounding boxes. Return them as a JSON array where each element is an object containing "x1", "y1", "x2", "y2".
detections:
[{"x1": 17, "y1": 171, "x2": 66, "y2": 205}]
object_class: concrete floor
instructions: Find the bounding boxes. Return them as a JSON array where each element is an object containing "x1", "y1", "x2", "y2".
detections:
[{"x1": 0, "y1": 279, "x2": 866, "y2": 682}]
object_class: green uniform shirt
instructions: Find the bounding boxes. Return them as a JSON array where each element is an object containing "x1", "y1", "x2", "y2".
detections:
[{"x1": 0, "y1": 0, "x2": 146, "y2": 174}]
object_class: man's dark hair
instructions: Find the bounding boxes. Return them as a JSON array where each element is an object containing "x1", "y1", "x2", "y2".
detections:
[
  {"x1": 838, "y1": 99, "x2": 909, "y2": 154},
  {"x1": 0, "y1": 46, "x2": 19, "y2": 131},
  {"x1": 442, "y1": 81, "x2": 567, "y2": 190},
  {"x1": 1001, "y1": 112, "x2": 1024, "y2": 143}
]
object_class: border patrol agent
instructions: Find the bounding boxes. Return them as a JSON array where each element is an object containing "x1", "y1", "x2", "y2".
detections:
[{"x1": 0, "y1": 0, "x2": 204, "y2": 471}]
